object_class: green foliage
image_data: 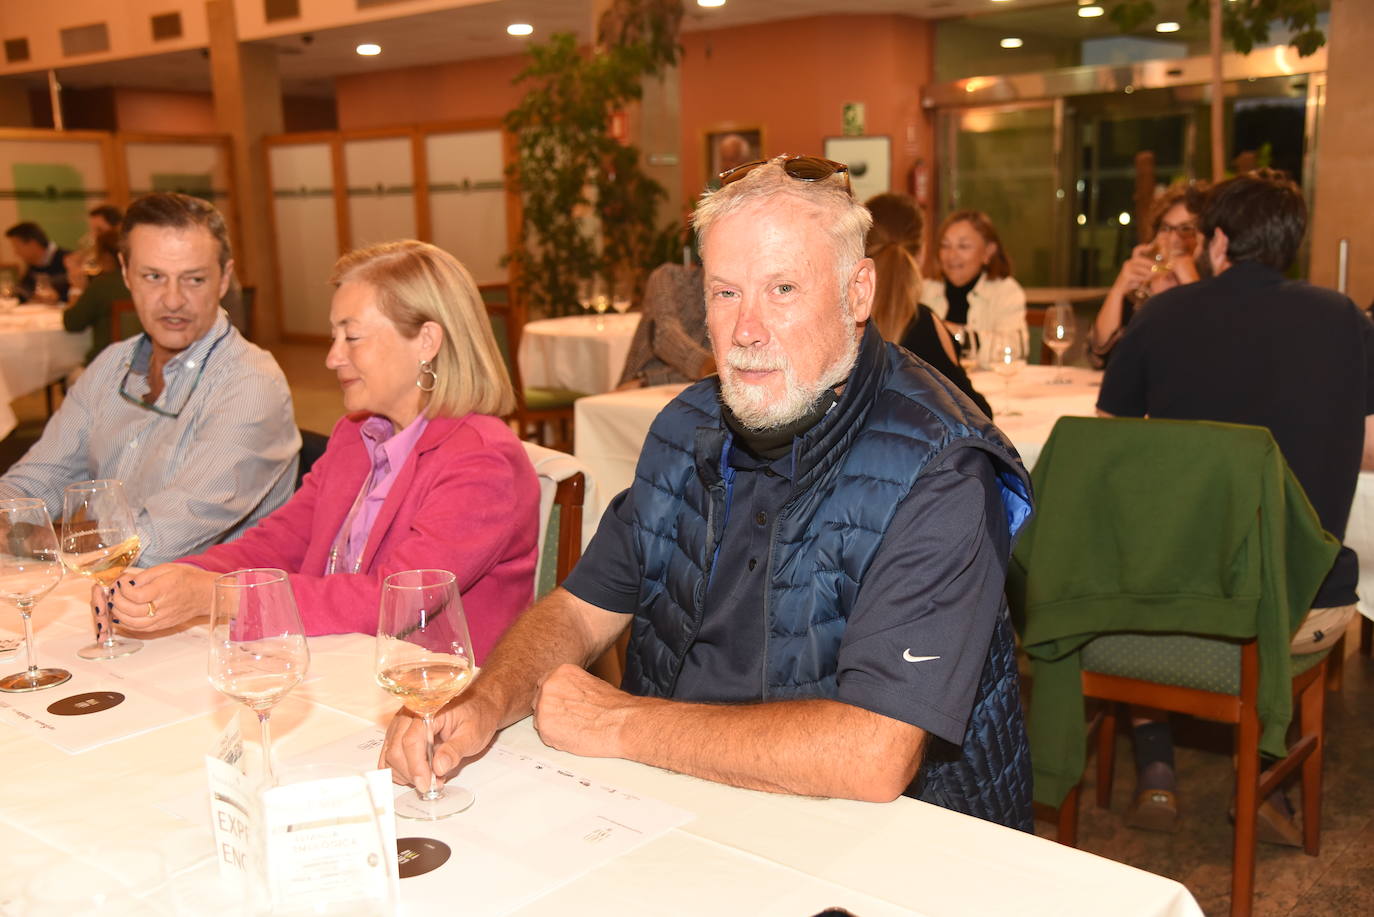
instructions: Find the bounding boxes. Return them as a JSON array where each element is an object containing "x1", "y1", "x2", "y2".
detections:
[
  {"x1": 505, "y1": 1, "x2": 684, "y2": 317},
  {"x1": 1108, "y1": 0, "x2": 1325, "y2": 56}
]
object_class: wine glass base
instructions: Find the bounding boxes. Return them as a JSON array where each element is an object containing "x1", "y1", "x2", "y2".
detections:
[
  {"x1": 77, "y1": 637, "x2": 143, "y2": 660},
  {"x1": 395, "y1": 785, "x2": 474, "y2": 820},
  {"x1": 0, "y1": 666, "x2": 73, "y2": 692}
]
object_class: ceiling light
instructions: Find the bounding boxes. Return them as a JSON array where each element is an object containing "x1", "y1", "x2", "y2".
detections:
[
  {"x1": 697, "y1": 0, "x2": 726, "y2": 8},
  {"x1": 355, "y1": 43, "x2": 381, "y2": 56},
  {"x1": 1078, "y1": 5, "x2": 1104, "y2": 17},
  {"x1": 1156, "y1": 21, "x2": 1181, "y2": 33},
  {"x1": 1118, "y1": 212, "x2": 1131, "y2": 226},
  {"x1": 1076, "y1": 214, "x2": 1087, "y2": 226},
  {"x1": 507, "y1": 23, "x2": 534, "y2": 37},
  {"x1": 1000, "y1": 37, "x2": 1023, "y2": 49}
]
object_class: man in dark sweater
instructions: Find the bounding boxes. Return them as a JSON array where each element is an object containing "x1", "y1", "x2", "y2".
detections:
[{"x1": 1098, "y1": 168, "x2": 1374, "y2": 841}]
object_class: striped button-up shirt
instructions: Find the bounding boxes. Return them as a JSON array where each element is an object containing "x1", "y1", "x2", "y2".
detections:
[{"x1": 0, "y1": 310, "x2": 300, "y2": 565}]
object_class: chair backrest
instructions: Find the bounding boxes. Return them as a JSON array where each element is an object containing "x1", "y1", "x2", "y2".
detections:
[
  {"x1": 519, "y1": 441, "x2": 592, "y2": 596},
  {"x1": 110, "y1": 299, "x2": 141, "y2": 342},
  {"x1": 295, "y1": 429, "x2": 331, "y2": 491}
]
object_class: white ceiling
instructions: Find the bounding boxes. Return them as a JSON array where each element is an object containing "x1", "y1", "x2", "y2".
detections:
[{"x1": 24, "y1": 0, "x2": 1074, "y2": 96}]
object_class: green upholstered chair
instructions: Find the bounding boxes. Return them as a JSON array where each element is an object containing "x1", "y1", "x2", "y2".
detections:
[
  {"x1": 483, "y1": 285, "x2": 581, "y2": 452},
  {"x1": 1014, "y1": 416, "x2": 1338, "y2": 917}
]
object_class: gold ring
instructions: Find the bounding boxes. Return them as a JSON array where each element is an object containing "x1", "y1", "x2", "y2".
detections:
[{"x1": 146, "y1": 601, "x2": 157, "y2": 618}]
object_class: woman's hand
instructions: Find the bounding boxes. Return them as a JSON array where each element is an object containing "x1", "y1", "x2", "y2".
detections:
[
  {"x1": 1110, "y1": 244, "x2": 1159, "y2": 296},
  {"x1": 110, "y1": 563, "x2": 218, "y2": 633}
]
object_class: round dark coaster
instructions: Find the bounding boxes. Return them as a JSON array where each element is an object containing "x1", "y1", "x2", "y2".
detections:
[
  {"x1": 396, "y1": 837, "x2": 451, "y2": 878},
  {"x1": 47, "y1": 691, "x2": 125, "y2": 716}
]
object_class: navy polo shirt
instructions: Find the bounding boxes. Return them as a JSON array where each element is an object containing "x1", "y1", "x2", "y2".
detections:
[{"x1": 563, "y1": 440, "x2": 1011, "y2": 746}]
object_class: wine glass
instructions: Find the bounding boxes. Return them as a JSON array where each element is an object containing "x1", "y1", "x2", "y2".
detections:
[
  {"x1": 61, "y1": 479, "x2": 143, "y2": 660},
  {"x1": 375, "y1": 569, "x2": 476, "y2": 820},
  {"x1": 1131, "y1": 243, "x2": 1170, "y2": 304},
  {"x1": 208, "y1": 569, "x2": 310, "y2": 785},
  {"x1": 1043, "y1": 303, "x2": 1077, "y2": 384},
  {"x1": 589, "y1": 276, "x2": 610, "y2": 330},
  {"x1": 0, "y1": 498, "x2": 71, "y2": 693},
  {"x1": 611, "y1": 272, "x2": 633, "y2": 315},
  {"x1": 988, "y1": 330, "x2": 1026, "y2": 418}
]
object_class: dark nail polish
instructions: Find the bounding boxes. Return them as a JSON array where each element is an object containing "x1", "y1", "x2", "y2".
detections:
[
  {"x1": 111, "y1": 616, "x2": 120, "y2": 625},
  {"x1": 128, "y1": 580, "x2": 136, "y2": 586},
  {"x1": 107, "y1": 601, "x2": 114, "y2": 610}
]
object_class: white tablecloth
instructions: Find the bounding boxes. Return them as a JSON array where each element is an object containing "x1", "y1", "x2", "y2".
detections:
[
  {"x1": 0, "y1": 577, "x2": 1202, "y2": 917},
  {"x1": 517, "y1": 312, "x2": 641, "y2": 395},
  {"x1": 0, "y1": 304, "x2": 90, "y2": 437}
]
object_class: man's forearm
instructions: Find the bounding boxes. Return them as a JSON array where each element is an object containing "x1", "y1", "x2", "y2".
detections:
[
  {"x1": 612, "y1": 695, "x2": 925, "y2": 803},
  {"x1": 477, "y1": 588, "x2": 627, "y2": 730}
]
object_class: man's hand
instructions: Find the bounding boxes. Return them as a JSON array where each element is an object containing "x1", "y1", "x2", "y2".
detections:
[
  {"x1": 532, "y1": 664, "x2": 638, "y2": 758},
  {"x1": 110, "y1": 563, "x2": 218, "y2": 632},
  {"x1": 381, "y1": 689, "x2": 503, "y2": 790}
]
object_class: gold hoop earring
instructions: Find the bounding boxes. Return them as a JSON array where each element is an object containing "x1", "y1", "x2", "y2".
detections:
[{"x1": 416, "y1": 359, "x2": 438, "y2": 393}]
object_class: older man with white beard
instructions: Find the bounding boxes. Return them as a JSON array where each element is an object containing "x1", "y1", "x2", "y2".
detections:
[{"x1": 382, "y1": 156, "x2": 1036, "y2": 827}]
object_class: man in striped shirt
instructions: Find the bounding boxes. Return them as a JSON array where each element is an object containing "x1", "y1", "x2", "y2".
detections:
[{"x1": 0, "y1": 193, "x2": 299, "y2": 565}]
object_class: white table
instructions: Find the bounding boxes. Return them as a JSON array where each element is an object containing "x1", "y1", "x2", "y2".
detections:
[
  {"x1": 573, "y1": 365, "x2": 1103, "y2": 542},
  {"x1": 0, "y1": 304, "x2": 90, "y2": 437},
  {"x1": 0, "y1": 577, "x2": 1202, "y2": 917},
  {"x1": 517, "y1": 312, "x2": 640, "y2": 395}
]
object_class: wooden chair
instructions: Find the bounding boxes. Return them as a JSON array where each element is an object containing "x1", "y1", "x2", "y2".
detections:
[
  {"x1": 110, "y1": 299, "x2": 140, "y2": 342},
  {"x1": 1015, "y1": 417, "x2": 1336, "y2": 917},
  {"x1": 520, "y1": 442, "x2": 625, "y2": 686},
  {"x1": 483, "y1": 284, "x2": 579, "y2": 453}
]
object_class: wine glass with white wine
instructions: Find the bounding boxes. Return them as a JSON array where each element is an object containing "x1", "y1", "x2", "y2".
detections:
[
  {"x1": 1043, "y1": 302, "x2": 1077, "y2": 384},
  {"x1": 987, "y1": 330, "x2": 1027, "y2": 418},
  {"x1": 208, "y1": 569, "x2": 310, "y2": 785},
  {"x1": 61, "y1": 479, "x2": 143, "y2": 660},
  {"x1": 0, "y1": 498, "x2": 70, "y2": 693},
  {"x1": 375, "y1": 569, "x2": 475, "y2": 820}
]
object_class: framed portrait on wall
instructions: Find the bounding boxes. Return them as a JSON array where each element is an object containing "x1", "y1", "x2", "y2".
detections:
[
  {"x1": 823, "y1": 136, "x2": 890, "y2": 203},
  {"x1": 705, "y1": 128, "x2": 763, "y2": 184}
]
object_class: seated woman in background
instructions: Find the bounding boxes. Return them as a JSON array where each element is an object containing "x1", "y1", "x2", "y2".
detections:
[
  {"x1": 62, "y1": 229, "x2": 134, "y2": 364},
  {"x1": 921, "y1": 210, "x2": 1027, "y2": 364},
  {"x1": 864, "y1": 193, "x2": 992, "y2": 418},
  {"x1": 112, "y1": 240, "x2": 540, "y2": 661},
  {"x1": 1089, "y1": 182, "x2": 1208, "y2": 367}
]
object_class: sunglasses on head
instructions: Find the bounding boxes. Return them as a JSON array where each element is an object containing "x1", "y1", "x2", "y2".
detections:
[{"x1": 719, "y1": 155, "x2": 852, "y2": 193}]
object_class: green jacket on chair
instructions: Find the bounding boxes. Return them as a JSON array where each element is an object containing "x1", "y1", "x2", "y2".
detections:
[{"x1": 1008, "y1": 417, "x2": 1339, "y2": 807}]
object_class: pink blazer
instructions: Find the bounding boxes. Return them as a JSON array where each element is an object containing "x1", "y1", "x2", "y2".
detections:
[{"x1": 184, "y1": 413, "x2": 539, "y2": 662}]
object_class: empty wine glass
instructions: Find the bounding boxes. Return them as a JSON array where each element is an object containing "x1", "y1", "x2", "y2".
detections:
[
  {"x1": 61, "y1": 480, "x2": 143, "y2": 660},
  {"x1": 1043, "y1": 303, "x2": 1077, "y2": 384},
  {"x1": 208, "y1": 569, "x2": 310, "y2": 785},
  {"x1": 988, "y1": 330, "x2": 1026, "y2": 418},
  {"x1": 0, "y1": 498, "x2": 70, "y2": 693},
  {"x1": 611, "y1": 273, "x2": 633, "y2": 315},
  {"x1": 375, "y1": 569, "x2": 475, "y2": 820}
]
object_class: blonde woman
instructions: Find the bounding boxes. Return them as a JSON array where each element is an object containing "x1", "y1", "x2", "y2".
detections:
[{"x1": 112, "y1": 241, "x2": 540, "y2": 661}]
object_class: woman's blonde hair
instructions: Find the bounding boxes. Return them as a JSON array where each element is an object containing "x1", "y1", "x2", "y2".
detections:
[
  {"x1": 864, "y1": 193, "x2": 924, "y2": 341},
  {"x1": 331, "y1": 240, "x2": 515, "y2": 419}
]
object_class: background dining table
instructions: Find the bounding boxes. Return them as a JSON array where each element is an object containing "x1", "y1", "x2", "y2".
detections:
[
  {"x1": 516, "y1": 312, "x2": 641, "y2": 396},
  {"x1": 0, "y1": 575, "x2": 1204, "y2": 917},
  {"x1": 0, "y1": 302, "x2": 90, "y2": 438}
]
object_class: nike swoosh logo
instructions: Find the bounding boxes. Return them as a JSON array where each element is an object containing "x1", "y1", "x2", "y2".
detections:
[{"x1": 902, "y1": 650, "x2": 941, "y2": 663}]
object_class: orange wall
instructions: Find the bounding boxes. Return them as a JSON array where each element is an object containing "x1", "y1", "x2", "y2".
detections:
[
  {"x1": 330, "y1": 14, "x2": 936, "y2": 216},
  {"x1": 114, "y1": 88, "x2": 218, "y2": 134},
  {"x1": 334, "y1": 53, "x2": 527, "y2": 130},
  {"x1": 679, "y1": 15, "x2": 934, "y2": 210}
]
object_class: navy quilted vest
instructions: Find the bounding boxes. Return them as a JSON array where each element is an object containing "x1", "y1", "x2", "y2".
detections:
[{"x1": 621, "y1": 326, "x2": 1036, "y2": 829}]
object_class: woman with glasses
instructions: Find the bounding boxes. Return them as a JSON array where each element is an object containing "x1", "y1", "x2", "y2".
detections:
[
  {"x1": 1089, "y1": 182, "x2": 1209, "y2": 367},
  {"x1": 920, "y1": 210, "x2": 1027, "y2": 366},
  {"x1": 111, "y1": 241, "x2": 540, "y2": 662}
]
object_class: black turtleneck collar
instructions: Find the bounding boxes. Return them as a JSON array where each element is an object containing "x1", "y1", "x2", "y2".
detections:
[
  {"x1": 721, "y1": 388, "x2": 838, "y2": 461},
  {"x1": 943, "y1": 272, "x2": 980, "y2": 325}
]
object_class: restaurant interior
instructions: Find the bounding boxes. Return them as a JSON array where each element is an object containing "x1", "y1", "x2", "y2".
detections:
[{"x1": 0, "y1": 1, "x2": 1371, "y2": 915}]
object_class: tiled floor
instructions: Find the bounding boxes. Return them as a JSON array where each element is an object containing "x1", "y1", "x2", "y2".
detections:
[{"x1": 5, "y1": 341, "x2": 1373, "y2": 916}]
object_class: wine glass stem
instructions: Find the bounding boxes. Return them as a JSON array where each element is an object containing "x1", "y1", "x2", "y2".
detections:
[
  {"x1": 17, "y1": 603, "x2": 37, "y2": 678},
  {"x1": 258, "y1": 711, "x2": 274, "y2": 784},
  {"x1": 422, "y1": 713, "x2": 442, "y2": 802}
]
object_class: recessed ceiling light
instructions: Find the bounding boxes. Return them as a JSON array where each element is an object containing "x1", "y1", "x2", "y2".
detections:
[
  {"x1": 355, "y1": 43, "x2": 381, "y2": 56},
  {"x1": 1078, "y1": 5, "x2": 1105, "y2": 17},
  {"x1": 697, "y1": 0, "x2": 726, "y2": 8},
  {"x1": 1156, "y1": 21, "x2": 1181, "y2": 33},
  {"x1": 507, "y1": 23, "x2": 534, "y2": 37},
  {"x1": 1000, "y1": 37, "x2": 1023, "y2": 49}
]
